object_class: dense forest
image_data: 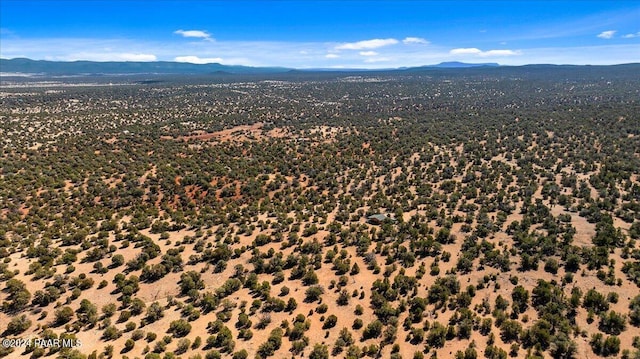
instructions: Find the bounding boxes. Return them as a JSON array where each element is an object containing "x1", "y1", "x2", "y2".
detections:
[{"x1": 1, "y1": 65, "x2": 639, "y2": 359}]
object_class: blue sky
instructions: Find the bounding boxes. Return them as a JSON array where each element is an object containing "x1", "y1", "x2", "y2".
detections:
[{"x1": 1, "y1": 1, "x2": 638, "y2": 68}]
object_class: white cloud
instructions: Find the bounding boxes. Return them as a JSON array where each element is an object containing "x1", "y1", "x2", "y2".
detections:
[
  {"x1": 450, "y1": 48, "x2": 483, "y2": 55},
  {"x1": 325, "y1": 53, "x2": 340, "y2": 59},
  {"x1": 335, "y1": 38, "x2": 398, "y2": 50},
  {"x1": 174, "y1": 29, "x2": 212, "y2": 40},
  {"x1": 364, "y1": 57, "x2": 392, "y2": 63},
  {"x1": 597, "y1": 30, "x2": 616, "y2": 39},
  {"x1": 119, "y1": 53, "x2": 157, "y2": 61},
  {"x1": 58, "y1": 52, "x2": 157, "y2": 62},
  {"x1": 403, "y1": 37, "x2": 429, "y2": 45},
  {"x1": 359, "y1": 51, "x2": 378, "y2": 56},
  {"x1": 174, "y1": 56, "x2": 223, "y2": 64},
  {"x1": 449, "y1": 48, "x2": 520, "y2": 57},
  {"x1": 481, "y1": 50, "x2": 520, "y2": 57},
  {"x1": 623, "y1": 32, "x2": 640, "y2": 38}
]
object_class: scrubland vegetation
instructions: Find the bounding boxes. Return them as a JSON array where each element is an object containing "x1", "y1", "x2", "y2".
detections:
[{"x1": 1, "y1": 66, "x2": 639, "y2": 359}]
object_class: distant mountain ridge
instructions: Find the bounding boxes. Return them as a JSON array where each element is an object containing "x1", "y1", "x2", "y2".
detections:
[
  {"x1": 431, "y1": 61, "x2": 499, "y2": 68},
  {"x1": 1, "y1": 58, "x2": 501, "y2": 75},
  {"x1": 1, "y1": 58, "x2": 639, "y2": 77},
  {"x1": 0, "y1": 58, "x2": 289, "y2": 75}
]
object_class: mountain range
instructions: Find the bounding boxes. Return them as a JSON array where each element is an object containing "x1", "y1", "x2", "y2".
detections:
[
  {"x1": 0, "y1": 58, "x2": 501, "y2": 75},
  {"x1": 1, "y1": 58, "x2": 639, "y2": 80}
]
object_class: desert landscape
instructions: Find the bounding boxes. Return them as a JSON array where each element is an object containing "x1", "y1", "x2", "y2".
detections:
[{"x1": 1, "y1": 66, "x2": 639, "y2": 359}]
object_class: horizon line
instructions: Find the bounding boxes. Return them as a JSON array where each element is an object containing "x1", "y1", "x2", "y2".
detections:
[{"x1": 3, "y1": 57, "x2": 640, "y2": 71}]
